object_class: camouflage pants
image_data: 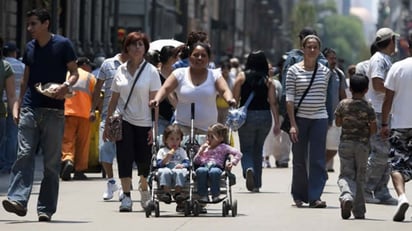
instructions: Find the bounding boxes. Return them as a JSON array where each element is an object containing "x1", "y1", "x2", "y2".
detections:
[
  {"x1": 338, "y1": 140, "x2": 369, "y2": 217},
  {"x1": 389, "y1": 128, "x2": 412, "y2": 182}
]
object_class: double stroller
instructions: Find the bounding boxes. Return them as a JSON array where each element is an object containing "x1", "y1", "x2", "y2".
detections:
[{"x1": 144, "y1": 104, "x2": 238, "y2": 217}]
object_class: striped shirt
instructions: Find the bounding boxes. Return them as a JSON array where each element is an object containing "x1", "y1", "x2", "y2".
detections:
[
  {"x1": 96, "y1": 54, "x2": 124, "y2": 119},
  {"x1": 285, "y1": 63, "x2": 330, "y2": 119}
]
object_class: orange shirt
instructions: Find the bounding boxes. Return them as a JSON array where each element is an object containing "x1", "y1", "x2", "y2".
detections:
[{"x1": 64, "y1": 68, "x2": 96, "y2": 119}]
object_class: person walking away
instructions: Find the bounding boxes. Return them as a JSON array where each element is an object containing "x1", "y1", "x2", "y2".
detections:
[
  {"x1": 232, "y1": 50, "x2": 280, "y2": 193},
  {"x1": 90, "y1": 44, "x2": 129, "y2": 201},
  {"x1": 60, "y1": 57, "x2": 96, "y2": 181},
  {"x1": 364, "y1": 28, "x2": 398, "y2": 205},
  {"x1": 335, "y1": 74, "x2": 376, "y2": 219},
  {"x1": 262, "y1": 57, "x2": 291, "y2": 168},
  {"x1": 0, "y1": 41, "x2": 22, "y2": 174},
  {"x1": 2, "y1": 8, "x2": 79, "y2": 222},
  {"x1": 380, "y1": 39, "x2": 412, "y2": 221}
]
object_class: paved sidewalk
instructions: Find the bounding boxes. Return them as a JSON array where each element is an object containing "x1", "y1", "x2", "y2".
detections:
[{"x1": 1, "y1": 141, "x2": 412, "y2": 230}]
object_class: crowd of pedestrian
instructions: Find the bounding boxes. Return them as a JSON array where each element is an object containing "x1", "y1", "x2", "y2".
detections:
[{"x1": 1, "y1": 7, "x2": 412, "y2": 224}]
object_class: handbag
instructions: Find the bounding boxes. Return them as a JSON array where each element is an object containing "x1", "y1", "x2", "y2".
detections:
[
  {"x1": 225, "y1": 91, "x2": 255, "y2": 131},
  {"x1": 280, "y1": 63, "x2": 318, "y2": 133},
  {"x1": 107, "y1": 61, "x2": 148, "y2": 141}
]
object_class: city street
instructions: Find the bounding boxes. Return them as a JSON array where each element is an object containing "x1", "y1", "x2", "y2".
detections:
[{"x1": 1, "y1": 134, "x2": 412, "y2": 231}]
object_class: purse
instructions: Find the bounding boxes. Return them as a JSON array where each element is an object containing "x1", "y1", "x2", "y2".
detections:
[
  {"x1": 107, "y1": 61, "x2": 148, "y2": 141},
  {"x1": 225, "y1": 91, "x2": 255, "y2": 131},
  {"x1": 280, "y1": 63, "x2": 318, "y2": 133}
]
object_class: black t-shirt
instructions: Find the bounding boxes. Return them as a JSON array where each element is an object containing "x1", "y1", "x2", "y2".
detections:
[
  {"x1": 158, "y1": 72, "x2": 174, "y2": 121},
  {"x1": 240, "y1": 71, "x2": 269, "y2": 110}
]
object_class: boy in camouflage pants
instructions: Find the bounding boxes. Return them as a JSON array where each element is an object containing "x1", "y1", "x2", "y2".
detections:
[{"x1": 334, "y1": 74, "x2": 377, "y2": 219}]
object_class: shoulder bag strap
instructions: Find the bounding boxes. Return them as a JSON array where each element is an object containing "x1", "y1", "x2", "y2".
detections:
[
  {"x1": 296, "y1": 62, "x2": 318, "y2": 112},
  {"x1": 123, "y1": 61, "x2": 148, "y2": 110},
  {"x1": 243, "y1": 91, "x2": 255, "y2": 109}
]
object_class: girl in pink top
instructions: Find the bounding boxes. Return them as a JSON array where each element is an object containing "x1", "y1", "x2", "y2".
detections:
[{"x1": 193, "y1": 123, "x2": 242, "y2": 202}]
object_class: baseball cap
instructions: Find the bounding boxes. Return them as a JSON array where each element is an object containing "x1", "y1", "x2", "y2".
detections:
[
  {"x1": 3, "y1": 42, "x2": 18, "y2": 53},
  {"x1": 76, "y1": 57, "x2": 96, "y2": 67},
  {"x1": 375, "y1": 28, "x2": 399, "y2": 43}
]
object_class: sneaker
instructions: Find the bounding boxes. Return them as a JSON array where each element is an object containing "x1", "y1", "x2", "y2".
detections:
[
  {"x1": 103, "y1": 181, "x2": 119, "y2": 200},
  {"x1": 118, "y1": 188, "x2": 125, "y2": 201},
  {"x1": 174, "y1": 193, "x2": 186, "y2": 202},
  {"x1": 340, "y1": 199, "x2": 353, "y2": 219},
  {"x1": 309, "y1": 200, "x2": 327, "y2": 208},
  {"x1": 262, "y1": 160, "x2": 271, "y2": 168},
  {"x1": 119, "y1": 196, "x2": 132, "y2": 212},
  {"x1": 140, "y1": 190, "x2": 150, "y2": 209},
  {"x1": 252, "y1": 188, "x2": 260, "y2": 193},
  {"x1": 38, "y1": 213, "x2": 51, "y2": 222},
  {"x1": 393, "y1": 198, "x2": 409, "y2": 222},
  {"x1": 60, "y1": 160, "x2": 74, "y2": 181},
  {"x1": 245, "y1": 168, "x2": 255, "y2": 192},
  {"x1": 2, "y1": 200, "x2": 27, "y2": 217},
  {"x1": 160, "y1": 193, "x2": 171, "y2": 204}
]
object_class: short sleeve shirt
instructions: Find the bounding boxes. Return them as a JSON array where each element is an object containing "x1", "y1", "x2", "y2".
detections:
[
  {"x1": 111, "y1": 61, "x2": 161, "y2": 127},
  {"x1": 0, "y1": 60, "x2": 14, "y2": 116},
  {"x1": 22, "y1": 34, "x2": 77, "y2": 109},
  {"x1": 335, "y1": 98, "x2": 376, "y2": 144}
]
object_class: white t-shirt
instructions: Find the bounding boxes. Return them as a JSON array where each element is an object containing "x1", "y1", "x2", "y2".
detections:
[
  {"x1": 384, "y1": 57, "x2": 412, "y2": 128},
  {"x1": 367, "y1": 52, "x2": 392, "y2": 112},
  {"x1": 111, "y1": 61, "x2": 161, "y2": 127},
  {"x1": 173, "y1": 67, "x2": 220, "y2": 131}
]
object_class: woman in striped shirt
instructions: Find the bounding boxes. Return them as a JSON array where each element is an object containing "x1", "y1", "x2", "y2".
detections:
[{"x1": 285, "y1": 35, "x2": 331, "y2": 208}]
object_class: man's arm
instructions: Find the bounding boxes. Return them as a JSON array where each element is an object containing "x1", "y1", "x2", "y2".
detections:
[{"x1": 372, "y1": 77, "x2": 386, "y2": 93}]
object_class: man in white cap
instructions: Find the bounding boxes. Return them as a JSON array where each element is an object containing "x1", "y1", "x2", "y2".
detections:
[{"x1": 364, "y1": 27, "x2": 399, "y2": 205}]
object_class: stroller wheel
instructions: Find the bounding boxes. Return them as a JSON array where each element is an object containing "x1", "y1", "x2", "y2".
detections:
[
  {"x1": 184, "y1": 200, "x2": 191, "y2": 217},
  {"x1": 222, "y1": 201, "x2": 228, "y2": 217},
  {"x1": 231, "y1": 199, "x2": 238, "y2": 217},
  {"x1": 154, "y1": 201, "x2": 160, "y2": 217},
  {"x1": 193, "y1": 201, "x2": 200, "y2": 217}
]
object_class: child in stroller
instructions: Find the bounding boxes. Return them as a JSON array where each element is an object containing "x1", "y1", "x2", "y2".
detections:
[
  {"x1": 193, "y1": 123, "x2": 242, "y2": 203},
  {"x1": 156, "y1": 124, "x2": 189, "y2": 204}
]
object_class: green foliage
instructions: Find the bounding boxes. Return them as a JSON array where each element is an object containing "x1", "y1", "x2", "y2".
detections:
[
  {"x1": 320, "y1": 14, "x2": 369, "y2": 68},
  {"x1": 291, "y1": 0, "x2": 317, "y2": 47},
  {"x1": 290, "y1": 0, "x2": 369, "y2": 69}
]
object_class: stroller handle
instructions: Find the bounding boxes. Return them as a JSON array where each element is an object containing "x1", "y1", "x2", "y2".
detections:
[
  {"x1": 151, "y1": 108, "x2": 155, "y2": 122},
  {"x1": 191, "y1": 103, "x2": 195, "y2": 120}
]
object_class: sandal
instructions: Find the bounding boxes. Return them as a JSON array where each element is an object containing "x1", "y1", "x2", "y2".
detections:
[{"x1": 309, "y1": 200, "x2": 327, "y2": 208}]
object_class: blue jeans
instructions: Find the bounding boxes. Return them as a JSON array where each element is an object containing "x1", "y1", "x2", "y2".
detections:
[
  {"x1": 291, "y1": 117, "x2": 328, "y2": 203},
  {"x1": 239, "y1": 110, "x2": 271, "y2": 189},
  {"x1": 196, "y1": 166, "x2": 222, "y2": 196},
  {"x1": 7, "y1": 107, "x2": 64, "y2": 216},
  {"x1": 0, "y1": 107, "x2": 18, "y2": 171}
]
